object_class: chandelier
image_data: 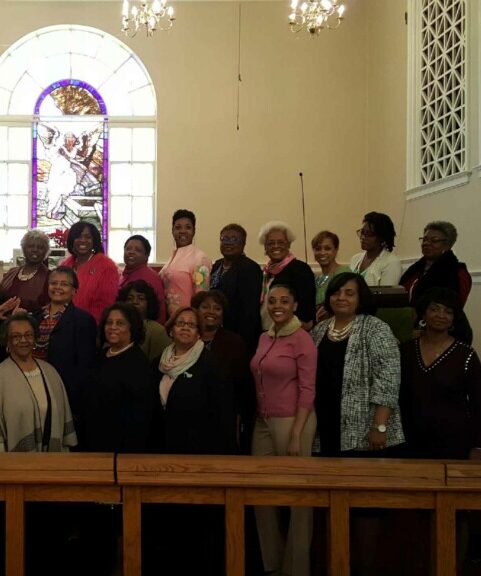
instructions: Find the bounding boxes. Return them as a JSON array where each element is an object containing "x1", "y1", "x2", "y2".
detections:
[
  {"x1": 289, "y1": 0, "x2": 345, "y2": 35},
  {"x1": 122, "y1": 0, "x2": 175, "y2": 37}
]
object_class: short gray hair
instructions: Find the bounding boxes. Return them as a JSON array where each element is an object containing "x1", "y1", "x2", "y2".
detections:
[
  {"x1": 424, "y1": 221, "x2": 457, "y2": 248},
  {"x1": 258, "y1": 221, "x2": 296, "y2": 245},
  {"x1": 20, "y1": 229, "x2": 51, "y2": 257}
]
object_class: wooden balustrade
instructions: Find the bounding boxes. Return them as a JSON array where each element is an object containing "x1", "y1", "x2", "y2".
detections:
[
  {"x1": 1, "y1": 454, "x2": 481, "y2": 575},
  {"x1": 0, "y1": 452, "x2": 119, "y2": 576}
]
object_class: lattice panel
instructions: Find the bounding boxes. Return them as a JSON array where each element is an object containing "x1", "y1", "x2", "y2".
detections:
[{"x1": 420, "y1": 0, "x2": 466, "y2": 184}]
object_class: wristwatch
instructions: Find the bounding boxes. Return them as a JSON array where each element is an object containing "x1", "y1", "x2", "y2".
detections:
[{"x1": 371, "y1": 424, "x2": 387, "y2": 433}]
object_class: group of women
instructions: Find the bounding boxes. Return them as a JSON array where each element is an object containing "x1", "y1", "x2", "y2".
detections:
[{"x1": 0, "y1": 209, "x2": 480, "y2": 576}]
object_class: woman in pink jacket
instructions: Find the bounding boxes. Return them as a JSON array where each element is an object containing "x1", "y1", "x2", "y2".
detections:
[
  {"x1": 63, "y1": 221, "x2": 119, "y2": 324},
  {"x1": 250, "y1": 283, "x2": 317, "y2": 576}
]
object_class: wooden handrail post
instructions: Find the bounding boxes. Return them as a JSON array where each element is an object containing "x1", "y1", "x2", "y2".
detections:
[
  {"x1": 329, "y1": 490, "x2": 349, "y2": 576},
  {"x1": 433, "y1": 492, "x2": 456, "y2": 576},
  {"x1": 225, "y1": 488, "x2": 245, "y2": 576},
  {"x1": 5, "y1": 485, "x2": 24, "y2": 576},
  {"x1": 123, "y1": 486, "x2": 142, "y2": 576}
]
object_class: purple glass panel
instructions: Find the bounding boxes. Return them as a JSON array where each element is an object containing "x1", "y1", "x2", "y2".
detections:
[{"x1": 32, "y1": 79, "x2": 109, "y2": 251}]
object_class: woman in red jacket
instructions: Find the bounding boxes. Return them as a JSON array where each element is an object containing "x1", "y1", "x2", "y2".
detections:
[{"x1": 63, "y1": 221, "x2": 119, "y2": 324}]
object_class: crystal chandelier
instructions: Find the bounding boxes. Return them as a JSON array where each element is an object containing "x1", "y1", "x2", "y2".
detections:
[
  {"x1": 122, "y1": 0, "x2": 175, "y2": 37},
  {"x1": 289, "y1": 0, "x2": 345, "y2": 35}
]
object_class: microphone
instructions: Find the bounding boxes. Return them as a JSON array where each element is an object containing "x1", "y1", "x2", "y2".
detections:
[{"x1": 299, "y1": 172, "x2": 308, "y2": 263}]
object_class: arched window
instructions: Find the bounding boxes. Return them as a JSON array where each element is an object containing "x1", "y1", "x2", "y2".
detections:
[{"x1": 0, "y1": 25, "x2": 157, "y2": 262}]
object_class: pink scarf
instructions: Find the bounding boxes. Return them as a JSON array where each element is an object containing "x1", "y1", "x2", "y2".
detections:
[{"x1": 260, "y1": 253, "x2": 296, "y2": 303}]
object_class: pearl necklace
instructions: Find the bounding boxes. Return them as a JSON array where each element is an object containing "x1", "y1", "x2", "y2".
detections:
[
  {"x1": 106, "y1": 342, "x2": 134, "y2": 357},
  {"x1": 327, "y1": 317, "x2": 354, "y2": 342},
  {"x1": 17, "y1": 267, "x2": 39, "y2": 281}
]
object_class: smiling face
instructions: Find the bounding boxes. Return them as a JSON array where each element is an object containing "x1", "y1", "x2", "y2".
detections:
[
  {"x1": 313, "y1": 237, "x2": 338, "y2": 270},
  {"x1": 267, "y1": 286, "x2": 297, "y2": 328},
  {"x1": 172, "y1": 218, "x2": 195, "y2": 248},
  {"x1": 72, "y1": 226, "x2": 94, "y2": 257},
  {"x1": 124, "y1": 239, "x2": 148, "y2": 269},
  {"x1": 198, "y1": 297, "x2": 223, "y2": 332},
  {"x1": 23, "y1": 238, "x2": 48, "y2": 267},
  {"x1": 265, "y1": 230, "x2": 290, "y2": 263},
  {"x1": 48, "y1": 271, "x2": 76, "y2": 306},
  {"x1": 171, "y1": 310, "x2": 200, "y2": 350},
  {"x1": 104, "y1": 309, "x2": 132, "y2": 350},
  {"x1": 423, "y1": 302, "x2": 454, "y2": 333},
  {"x1": 329, "y1": 279, "x2": 359, "y2": 319},
  {"x1": 8, "y1": 320, "x2": 36, "y2": 362}
]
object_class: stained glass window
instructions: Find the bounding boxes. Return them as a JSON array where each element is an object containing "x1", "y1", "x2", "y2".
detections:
[
  {"x1": 0, "y1": 25, "x2": 156, "y2": 262},
  {"x1": 32, "y1": 80, "x2": 108, "y2": 248}
]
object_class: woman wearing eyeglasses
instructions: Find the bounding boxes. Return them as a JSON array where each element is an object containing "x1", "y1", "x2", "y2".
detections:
[
  {"x1": 147, "y1": 308, "x2": 233, "y2": 576},
  {"x1": 400, "y1": 221, "x2": 472, "y2": 343},
  {"x1": 153, "y1": 306, "x2": 233, "y2": 454},
  {"x1": 32, "y1": 266, "x2": 97, "y2": 433},
  {"x1": 0, "y1": 312, "x2": 77, "y2": 452},
  {"x1": 350, "y1": 212, "x2": 402, "y2": 286},
  {"x1": 210, "y1": 223, "x2": 263, "y2": 354},
  {"x1": 259, "y1": 221, "x2": 316, "y2": 331}
]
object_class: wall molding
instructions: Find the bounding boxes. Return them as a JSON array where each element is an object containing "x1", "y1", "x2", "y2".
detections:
[{"x1": 405, "y1": 171, "x2": 471, "y2": 201}]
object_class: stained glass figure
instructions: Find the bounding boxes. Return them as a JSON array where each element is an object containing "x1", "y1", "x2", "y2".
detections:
[{"x1": 32, "y1": 79, "x2": 108, "y2": 247}]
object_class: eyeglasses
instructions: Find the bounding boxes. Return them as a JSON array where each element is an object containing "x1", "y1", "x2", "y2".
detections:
[
  {"x1": 9, "y1": 332, "x2": 35, "y2": 343},
  {"x1": 220, "y1": 235, "x2": 243, "y2": 245},
  {"x1": 175, "y1": 320, "x2": 198, "y2": 329},
  {"x1": 419, "y1": 236, "x2": 447, "y2": 245},
  {"x1": 49, "y1": 281, "x2": 73, "y2": 288},
  {"x1": 356, "y1": 229, "x2": 376, "y2": 238}
]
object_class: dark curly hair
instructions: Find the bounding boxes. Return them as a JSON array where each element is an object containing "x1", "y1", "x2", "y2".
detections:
[
  {"x1": 191, "y1": 290, "x2": 229, "y2": 314},
  {"x1": 363, "y1": 212, "x2": 396, "y2": 252},
  {"x1": 324, "y1": 272, "x2": 377, "y2": 316},
  {"x1": 117, "y1": 280, "x2": 159, "y2": 321},
  {"x1": 98, "y1": 302, "x2": 145, "y2": 347},
  {"x1": 415, "y1": 287, "x2": 461, "y2": 324},
  {"x1": 67, "y1": 221, "x2": 104, "y2": 255},
  {"x1": 172, "y1": 209, "x2": 196, "y2": 229}
]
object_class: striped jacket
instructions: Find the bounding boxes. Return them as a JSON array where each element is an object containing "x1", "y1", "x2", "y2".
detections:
[{"x1": 311, "y1": 314, "x2": 404, "y2": 451}]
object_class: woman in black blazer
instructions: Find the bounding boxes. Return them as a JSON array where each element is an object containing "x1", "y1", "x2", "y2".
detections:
[{"x1": 32, "y1": 266, "x2": 97, "y2": 438}]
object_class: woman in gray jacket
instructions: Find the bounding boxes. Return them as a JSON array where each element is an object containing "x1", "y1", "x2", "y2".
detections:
[{"x1": 311, "y1": 272, "x2": 404, "y2": 456}]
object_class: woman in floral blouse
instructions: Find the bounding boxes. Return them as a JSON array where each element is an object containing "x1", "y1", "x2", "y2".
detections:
[{"x1": 160, "y1": 210, "x2": 211, "y2": 317}]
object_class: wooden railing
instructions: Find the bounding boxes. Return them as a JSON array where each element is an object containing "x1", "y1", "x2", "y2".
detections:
[{"x1": 1, "y1": 454, "x2": 481, "y2": 576}]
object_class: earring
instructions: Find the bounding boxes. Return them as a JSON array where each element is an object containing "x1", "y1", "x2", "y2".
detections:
[{"x1": 418, "y1": 319, "x2": 426, "y2": 328}]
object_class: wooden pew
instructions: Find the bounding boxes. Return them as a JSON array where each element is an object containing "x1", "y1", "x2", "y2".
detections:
[
  {"x1": 0, "y1": 453, "x2": 118, "y2": 576},
  {"x1": 117, "y1": 455, "x2": 447, "y2": 576}
]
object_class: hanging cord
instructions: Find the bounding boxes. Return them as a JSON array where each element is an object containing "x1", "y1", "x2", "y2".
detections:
[
  {"x1": 299, "y1": 172, "x2": 308, "y2": 263},
  {"x1": 236, "y1": 2, "x2": 242, "y2": 131}
]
